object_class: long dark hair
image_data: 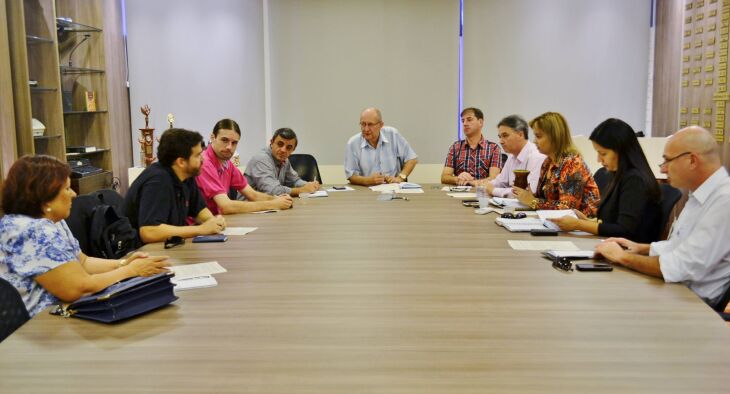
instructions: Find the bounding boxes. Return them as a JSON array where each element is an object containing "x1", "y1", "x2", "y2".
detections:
[{"x1": 590, "y1": 118, "x2": 660, "y2": 203}]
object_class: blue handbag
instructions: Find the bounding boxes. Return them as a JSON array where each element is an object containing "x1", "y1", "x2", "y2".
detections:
[{"x1": 51, "y1": 272, "x2": 178, "y2": 323}]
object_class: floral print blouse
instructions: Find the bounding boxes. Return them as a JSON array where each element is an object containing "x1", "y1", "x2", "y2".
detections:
[
  {"x1": 0, "y1": 215, "x2": 80, "y2": 317},
  {"x1": 534, "y1": 153, "x2": 600, "y2": 217}
]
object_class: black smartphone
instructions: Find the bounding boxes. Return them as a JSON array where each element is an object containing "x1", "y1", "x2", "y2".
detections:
[
  {"x1": 332, "y1": 186, "x2": 347, "y2": 190},
  {"x1": 530, "y1": 228, "x2": 558, "y2": 236},
  {"x1": 576, "y1": 263, "x2": 613, "y2": 272},
  {"x1": 192, "y1": 234, "x2": 228, "y2": 243}
]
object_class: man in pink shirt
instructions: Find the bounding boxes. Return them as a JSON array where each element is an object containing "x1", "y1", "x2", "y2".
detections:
[
  {"x1": 196, "y1": 119, "x2": 293, "y2": 214},
  {"x1": 487, "y1": 115, "x2": 546, "y2": 197}
]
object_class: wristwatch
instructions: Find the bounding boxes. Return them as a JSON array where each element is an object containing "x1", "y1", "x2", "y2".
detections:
[{"x1": 398, "y1": 173, "x2": 408, "y2": 181}]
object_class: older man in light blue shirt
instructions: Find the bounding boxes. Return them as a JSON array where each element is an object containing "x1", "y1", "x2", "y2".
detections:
[{"x1": 344, "y1": 108, "x2": 418, "y2": 186}]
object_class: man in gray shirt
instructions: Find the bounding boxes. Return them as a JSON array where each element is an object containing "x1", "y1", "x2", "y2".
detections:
[{"x1": 244, "y1": 128, "x2": 321, "y2": 197}]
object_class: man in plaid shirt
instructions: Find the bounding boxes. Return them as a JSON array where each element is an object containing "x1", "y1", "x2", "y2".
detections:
[{"x1": 441, "y1": 107, "x2": 503, "y2": 186}]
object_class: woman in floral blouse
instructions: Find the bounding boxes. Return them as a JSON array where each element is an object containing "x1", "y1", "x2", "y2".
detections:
[
  {"x1": 513, "y1": 112, "x2": 600, "y2": 217},
  {"x1": 0, "y1": 155, "x2": 170, "y2": 318}
]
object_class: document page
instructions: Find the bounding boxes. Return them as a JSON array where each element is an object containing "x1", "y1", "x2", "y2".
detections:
[
  {"x1": 507, "y1": 240, "x2": 580, "y2": 251},
  {"x1": 171, "y1": 274, "x2": 218, "y2": 291},
  {"x1": 169, "y1": 261, "x2": 227, "y2": 280},
  {"x1": 222, "y1": 227, "x2": 258, "y2": 236}
]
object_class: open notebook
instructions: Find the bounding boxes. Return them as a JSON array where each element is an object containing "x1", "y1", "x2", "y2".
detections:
[{"x1": 495, "y1": 210, "x2": 577, "y2": 232}]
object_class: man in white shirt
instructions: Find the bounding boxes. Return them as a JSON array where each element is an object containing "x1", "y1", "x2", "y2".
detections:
[
  {"x1": 486, "y1": 115, "x2": 546, "y2": 197},
  {"x1": 596, "y1": 126, "x2": 730, "y2": 306}
]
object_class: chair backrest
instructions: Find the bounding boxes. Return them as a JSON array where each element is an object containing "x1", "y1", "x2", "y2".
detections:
[
  {"x1": 593, "y1": 167, "x2": 613, "y2": 196},
  {"x1": 0, "y1": 277, "x2": 30, "y2": 343},
  {"x1": 501, "y1": 153, "x2": 508, "y2": 167},
  {"x1": 67, "y1": 189, "x2": 136, "y2": 256},
  {"x1": 289, "y1": 154, "x2": 323, "y2": 184},
  {"x1": 659, "y1": 183, "x2": 682, "y2": 234},
  {"x1": 711, "y1": 281, "x2": 730, "y2": 313}
]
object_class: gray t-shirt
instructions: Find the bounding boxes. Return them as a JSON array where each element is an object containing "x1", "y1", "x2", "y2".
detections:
[{"x1": 244, "y1": 147, "x2": 307, "y2": 195}]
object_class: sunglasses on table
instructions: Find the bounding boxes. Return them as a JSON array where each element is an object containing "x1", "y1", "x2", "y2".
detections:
[
  {"x1": 164, "y1": 236, "x2": 185, "y2": 249},
  {"x1": 500, "y1": 212, "x2": 527, "y2": 219},
  {"x1": 552, "y1": 257, "x2": 574, "y2": 272}
]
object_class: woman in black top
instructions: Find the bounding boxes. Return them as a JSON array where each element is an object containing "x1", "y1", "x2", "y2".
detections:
[{"x1": 550, "y1": 118, "x2": 662, "y2": 243}]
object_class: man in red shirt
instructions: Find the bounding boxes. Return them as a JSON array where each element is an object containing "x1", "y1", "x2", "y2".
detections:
[{"x1": 196, "y1": 119, "x2": 293, "y2": 214}]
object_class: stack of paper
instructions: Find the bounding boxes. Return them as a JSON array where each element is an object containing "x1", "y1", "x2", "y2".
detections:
[
  {"x1": 369, "y1": 183, "x2": 423, "y2": 194},
  {"x1": 169, "y1": 261, "x2": 227, "y2": 292},
  {"x1": 536, "y1": 210, "x2": 578, "y2": 231},
  {"x1": 495, "y1": 217, "x2": 549, "y2": 232}
]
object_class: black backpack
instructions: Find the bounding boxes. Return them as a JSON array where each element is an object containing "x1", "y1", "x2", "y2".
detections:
[
  {"x1": 67, "y1": 190, "x2": 140, "y2": 259},
  {"x1": 88, "y1": 204, "x2": 138, "y2": 259}
]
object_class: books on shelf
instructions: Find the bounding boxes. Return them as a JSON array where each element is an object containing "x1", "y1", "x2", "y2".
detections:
[{"x1": 84, "y1": 91, "x2": 96, "y2": 111}]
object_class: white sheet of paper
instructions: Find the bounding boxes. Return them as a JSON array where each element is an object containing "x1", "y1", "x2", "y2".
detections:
[
  {"x1": 301, "y1": 190, "x2": 328, "y2": 198},
  {"x1": 170, "y1": 261, "x2": 227, "y2": 280},
  {"x1": 447, "y1": 192, "x2": 477, "y2": 198},
  {"x1": 326, "y1": 186, "x2": 355, "y2": 192},
  {"x1": 396, "y1": 188, "x2": 424, "y2": 194},
  {"x1": 369, "y1": 184, "x2": 401, "y2": 192},
  {"x1": 507, "y1": 240, "x2": 580, "y2": 251},
  {"x1": 171, "y1": 274, "x2": 218, "y2": 291},
  {"x1": 536, "y1": 210, "x2": 578, "y2": 220},
  {"x1": 222, "y1": 227, "x2": 258, "y2": 236},
  {"x1": 543, "y1": 250, "x2": 595, "y2": 259}
]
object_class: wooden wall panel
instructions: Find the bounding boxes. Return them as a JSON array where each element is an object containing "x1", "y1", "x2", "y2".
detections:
[
  {"x1": 653, "y1": 0, "x2": 684, "y2": 137},
  {"x1": 103, "y1": 0, "x2": 132, "y2": 194},
  {"x1": 0, "y1": 0, "x2": 18, "y2": 181}
]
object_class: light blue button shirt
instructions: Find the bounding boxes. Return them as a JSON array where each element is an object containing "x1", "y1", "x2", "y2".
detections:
[{"x1": 344, "y1": 126, "x2": 418, "y2": 179}]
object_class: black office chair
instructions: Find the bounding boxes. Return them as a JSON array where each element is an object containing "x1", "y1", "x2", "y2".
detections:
[
  {"x1": 0, "y1": 277, "x2": 30, "y2": 343},
  {"x1": 289, "y1": 154, "x2": 323, "y2": 184},
  {"x1": 711, "y1": 281, "x2": 730, "y2": 321},
  {"x1": 658, "y1": 183, "x2": 682, "y2": 236},
  {"x1": 500, "y1": 153, "x2": 508, "y2": 167},
  {"x1": 67, "y1": 189, "x2": 129, "y2": 256},
  {"x1": 593, "y1": 167, "x2": 613, "y2": 196}
]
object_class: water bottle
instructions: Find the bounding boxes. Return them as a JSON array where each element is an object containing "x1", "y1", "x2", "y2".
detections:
[{"x1": 476, "y1": 184, "x2": 488, "y2": 209}]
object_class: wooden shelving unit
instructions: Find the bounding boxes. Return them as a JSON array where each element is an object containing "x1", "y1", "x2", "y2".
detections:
[{"x1": 5, "y1": 0, "x2": 114, "y2": 194}]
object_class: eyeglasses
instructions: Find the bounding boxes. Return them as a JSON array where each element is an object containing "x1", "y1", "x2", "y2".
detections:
[
  {"x1": 658, "y1": 151, "x2": 691, "y2": 168},
  {"x1": 164, "y1": 236, "x2": 185, "y2": 249},
  {"x1": 359, "y1": 121, "x2": 382, "y2": 129},
  {"x1": 552, "y1": 257, "x2": 573, "y2": 272},
  {"x1": 501, "y1": 212, "x2": 527, "y2": 219}
]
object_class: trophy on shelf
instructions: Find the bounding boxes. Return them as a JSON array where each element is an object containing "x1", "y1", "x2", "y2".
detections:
[{"x1": 138, "y1": 105, "x2": 156, "y2": 167}]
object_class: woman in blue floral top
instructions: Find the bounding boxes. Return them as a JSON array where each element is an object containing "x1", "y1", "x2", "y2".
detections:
[{"x1": 0, "y1": 155, "x2": 170, "y2": 318}]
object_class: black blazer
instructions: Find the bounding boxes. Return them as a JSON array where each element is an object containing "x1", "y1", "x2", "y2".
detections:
[{"x1": 597, "y1": 168, "x2": 661, "y2": 243}]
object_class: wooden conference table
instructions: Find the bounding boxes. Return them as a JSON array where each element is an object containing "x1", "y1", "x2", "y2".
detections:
[{"x1": 1, "y1": 185, "x2": 729, "y2": 393}]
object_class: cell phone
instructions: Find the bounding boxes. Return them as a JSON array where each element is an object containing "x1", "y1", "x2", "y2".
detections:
[
  {"x1": 192, "y1": 234, "x2": 228, "y2": 243},
  {"x1": 332, "y1": 186, "x2": 347, "y2": 190},
  {"x1": 530, "y1": 228, "x2": 558, "y2": 236},
  {"x1": 462, "y1": 199, "x2": 480, "y2": 207},
  {"x1": 576, "y1": 263, "x2": 613, "y2": 272}
]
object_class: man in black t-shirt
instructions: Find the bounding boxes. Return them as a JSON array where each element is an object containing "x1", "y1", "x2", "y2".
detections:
[{"x1": 124, "y1": 128, "x2": 226, "y2": 244}]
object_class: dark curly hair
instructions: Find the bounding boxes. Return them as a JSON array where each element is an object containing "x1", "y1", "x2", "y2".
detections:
[
  {"x1": 157, "y1": 128, "x2": 204, "y2": 167},
  {"x1": 1, "y1": 155, "x2": 71, "y2": 218}
]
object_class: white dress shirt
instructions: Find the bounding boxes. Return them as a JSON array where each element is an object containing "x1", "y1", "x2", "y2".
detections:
[
  {"x1": 489, "y1": 141, "x2": 546, "y2": 197},
  {"x1": 651, "y1": 167, "x2": 730, "y2": 305}
]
